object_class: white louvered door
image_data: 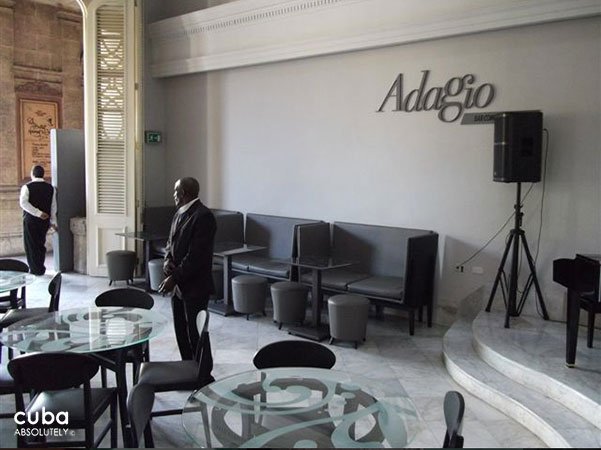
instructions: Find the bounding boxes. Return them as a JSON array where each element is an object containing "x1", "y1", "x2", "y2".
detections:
[{"x1": 85, "y1": 0, "x2": 139, "y2": 276}]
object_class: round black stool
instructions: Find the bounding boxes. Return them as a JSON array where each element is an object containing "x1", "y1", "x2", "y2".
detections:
[
  {"x1": 232, "y1": 275, "x2": 267, "y2": 320},
  {"x1": 106, "y1": 250, "x2": 136, "y2": 286},
  {"x1": 270, "y1": 281, "x2": 309, "y2": 329},
  {"x1": 328, "y1": 294, "x2": 369, "y2": 348}
]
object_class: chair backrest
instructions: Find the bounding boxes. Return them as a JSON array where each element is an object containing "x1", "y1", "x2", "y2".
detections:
[
  {"x1": 244, "y1": 213, "x2": 320, "y2": 260},
  {"x1": 297, "y1": 222, "x2": 331, "y2": 258},
  {"x1": 0, "y1": 259, "x2": 29, "y2": 305},
  {"x1": 443, "y1": 390, "x2": 465, "y2": 448},
  {"x1": 194, "y1": 310, "x2": 212, "y2": 381},
  {"x1": 332, "y1": 222, "x2": 432, "y2": 277},
  {"x1": 214, "y1": 211, "x2": 244, "y2": 243},
  {"x1": 253, "y1": 340, "x2": 336, "y2": 369},
  {"x1": 0, "y1": 259, "x2": 29, "y2": 273},
  {"x1": 127, "y1": 383, "x2": 155, "y2": 448},
  {"x1": 48, "y1": 272, "x2": 62, "y2": 312},
  {"x1": 8, "y1": 352, "x2": 99, "y2": 392},
  {"x1": 143, "y1": 206, "x2": 176, "y2": 235},
  {"x1": 95, "y1": 288, "x2": 154, "y2": 309}
]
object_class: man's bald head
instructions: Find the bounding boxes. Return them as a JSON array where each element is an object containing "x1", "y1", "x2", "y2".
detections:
[{"x1": 173, "y1": 177, "x2": 200, "y2": 208}]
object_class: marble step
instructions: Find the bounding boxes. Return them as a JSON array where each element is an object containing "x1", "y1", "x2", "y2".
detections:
[
  {"x1": 443, "y1": 315, "x2": 600, "y2": 448},
  {"x1": 472, "y1": 312, "x2": 601, "y2": 430}
]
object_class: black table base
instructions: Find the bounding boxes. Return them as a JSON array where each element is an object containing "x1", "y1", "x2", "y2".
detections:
[
  {"x1": 288, "y1": 324, "x2": 330, "y2": 342},
  {"x1": 208, "y1": 299, "x2": 237, "y2": 316}
]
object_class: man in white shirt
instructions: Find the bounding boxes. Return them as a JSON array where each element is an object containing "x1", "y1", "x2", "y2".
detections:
[{"x1": 19, "y1": 165, "x2": 57, "y2": 275}]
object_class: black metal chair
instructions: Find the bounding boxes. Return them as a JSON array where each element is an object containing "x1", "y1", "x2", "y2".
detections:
[
  {"x1": 127, "y1": 383, "x2": 155, "y2": 448},
  {"x1": 94, "y1": 288, "x2": 155, "y2": 386},
  {"x1": 253, "y1": 340, "x2": 336, "y2": 369},
  {"x1": 252, "y1": 340, "x2": 336, "y2": 433},
  {"x1": 0, "y1": 259, "x2": 29, "y2": 312},
  {"x1": 137, "y1": 310, "x2": 213, "y2": 418},
  {"x1": 443, "y1": 390, "x2": 465, "y2": 448},
  {"x1": 0, "y1": 272, "x2": 62, "y2": 362},
  {"x1": 8, "y1": 352, "x2": 118, "y2": 448}
]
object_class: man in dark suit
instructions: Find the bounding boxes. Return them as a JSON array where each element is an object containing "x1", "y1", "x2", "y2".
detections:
[
  {"x1": 19, "y1": 165, "x2": 57, "y2": 275},
  {"x1": 158, "y1": 177, "x2": 216, "y2": 363}
]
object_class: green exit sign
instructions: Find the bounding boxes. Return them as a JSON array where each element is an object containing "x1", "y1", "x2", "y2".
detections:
[{"x1": 145, "y1": 130, "x2": 162, "y2": 144}]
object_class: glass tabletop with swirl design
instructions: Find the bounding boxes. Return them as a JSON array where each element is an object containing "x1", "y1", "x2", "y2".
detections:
[
  {"x1": 0, "y1": 270, "x2": 35, "y2": 294},
  {"x1": 182, "y1": 367, "x2": 421, "y2": 448},
  {"x1": 0, "y1": 306, "x2": 168, "y2": 353}
]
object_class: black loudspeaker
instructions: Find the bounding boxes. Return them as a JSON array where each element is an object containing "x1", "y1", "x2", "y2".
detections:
[{"x1": 493, "y1": 111, "x2": 542, "y2": 183}]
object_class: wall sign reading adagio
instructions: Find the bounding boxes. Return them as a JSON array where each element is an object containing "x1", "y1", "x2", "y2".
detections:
[{"x1": 377, "y1": 70, "x2": 495, "y2": 123}]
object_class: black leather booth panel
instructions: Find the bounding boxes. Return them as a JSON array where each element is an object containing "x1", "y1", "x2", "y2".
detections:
[
  {"x1": 296, "y1": 221, "x2": 438, "y2": 335},
  {"x1": 231, "y1": 213, "x2": 321, "y2": 280}
]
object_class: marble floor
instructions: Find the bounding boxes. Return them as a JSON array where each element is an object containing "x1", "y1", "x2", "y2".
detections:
[{"x1": 0, "y1": 260, "x2": 546, "y2": 448}]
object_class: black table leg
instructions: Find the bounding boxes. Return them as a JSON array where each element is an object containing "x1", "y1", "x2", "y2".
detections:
[
  {"x1": 144, "y1": 240, "x2": 151, "y2": 291},
  {"x1": 208, "y1": 256, "x2": 236, "y2": 316},
  {"x1": 94, "y1": 350, "x2": 131, "y2": 445},
  {"x1": 565, "y1": 289, "x2": 580, "y2": 367},
  {"x1": 289, "y1": 268, "x2": 329, "y2": 341}
]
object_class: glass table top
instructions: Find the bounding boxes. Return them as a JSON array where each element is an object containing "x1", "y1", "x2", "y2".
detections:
[
  {"x1": 0, "y1": 306, "x2": 168, "y2": 353},
  {"x1": 182, "y1": 367, "x2": 421, "y2": 448},
  {"x1": 0, "y1": 270, "x2": 35, "y2": 293}
]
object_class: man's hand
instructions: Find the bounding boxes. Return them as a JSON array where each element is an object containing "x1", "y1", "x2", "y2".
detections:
[
  {"x1": 158, "y1": 275, "x2": 176, "y2": 294},
  {"x1": 50, "y1": 224, "x2": 58, "y2": 232},
  {"x1": 164, "y1": 260, "x2": 175, "y2": 276},
  {"x1": 40, "y1": 212, "x2": 49, "y2": 220}
]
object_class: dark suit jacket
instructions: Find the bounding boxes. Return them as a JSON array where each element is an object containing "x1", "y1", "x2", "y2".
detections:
[{"x1": 165, "y1": 200, "x2": 216, "y2": 302}]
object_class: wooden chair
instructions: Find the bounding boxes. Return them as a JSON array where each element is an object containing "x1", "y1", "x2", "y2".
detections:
[
  {"x1": 443, "y1": 390, "x2": 465, "y2": 448},
  {"x1": 8, "y1": 352, "x2": 117, "y2": 448}
]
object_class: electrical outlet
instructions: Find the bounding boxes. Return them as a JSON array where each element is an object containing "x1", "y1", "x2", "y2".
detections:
[
  {"x1": 472, "y1": 266, "x2": 484, "y2": 275},
  {"x1": 455, "y1": 265, "x2": 464, "y2": 273}
]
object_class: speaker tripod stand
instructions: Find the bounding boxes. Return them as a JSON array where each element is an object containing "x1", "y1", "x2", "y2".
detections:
[{"x1": 485, "y1": 182, "x2": 549, "y2": 328}]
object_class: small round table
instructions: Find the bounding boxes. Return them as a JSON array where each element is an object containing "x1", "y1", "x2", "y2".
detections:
[
  {"x1": 0, "y1": 306, "x2": 167, "y2": 353},
  {"x1": 0, "y1": 270, "x2": 35, "y2": 294},
  {"x1": 0, "y1": 306, "x2": 168, "y2": 441},
  {"x1": 0, "y1": 270, "x2": 35, "y2": 309},
  {"x1": 182, "y1": 367, "x2": 421, "y2": 448}
]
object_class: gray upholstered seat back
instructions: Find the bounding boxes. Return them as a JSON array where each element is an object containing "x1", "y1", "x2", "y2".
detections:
[
  {"x1": 143, "y1": 206, "x2": 176, "y2": 235},
  {"x1": 297, "y1": 222, "x2": 331, "y2": 258},
  {"x1": 332, "y1": 222, "x2": 433, "y2": 277},
  {"x1": 245, "y1": 214, "x2": 320, "y2": 260},
  {"x1": 214, "y1": 211, "x2": 244, "y2": 243}
]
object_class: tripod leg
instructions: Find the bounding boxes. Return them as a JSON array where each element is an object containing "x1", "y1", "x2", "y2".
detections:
[
  {"x1": 486, "y1": 233, "x2": 514, "y2": 312},
  {"x1": 520, "y1": 234, "x2": 550, "y2": 320}
]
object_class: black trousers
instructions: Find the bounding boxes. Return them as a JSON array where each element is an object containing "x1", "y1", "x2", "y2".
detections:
[
  {"x1": 171, "y1": 294, "x2": 213, "y2": 371},
  {"x1": 23, "y1": 215, "x2": 49, "y2": 275}
]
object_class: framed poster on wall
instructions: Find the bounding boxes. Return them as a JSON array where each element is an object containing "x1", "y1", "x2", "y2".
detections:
[{"x1": 18, "y1": 96, "x2": 61, "y2": 182}]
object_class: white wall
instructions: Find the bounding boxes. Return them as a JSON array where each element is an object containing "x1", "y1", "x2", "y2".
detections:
[{"x1": 159, "y1": 17, "x2": 600, "y2": 321}]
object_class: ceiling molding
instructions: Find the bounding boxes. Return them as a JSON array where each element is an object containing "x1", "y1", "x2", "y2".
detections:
[{"x1": 149, "y1": 0, "x2": 601, "y2": 78}]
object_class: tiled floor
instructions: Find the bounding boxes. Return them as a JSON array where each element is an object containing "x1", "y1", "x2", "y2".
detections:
[{"x1": 0, "y1": 261, "x2": 545, "y2": 448}]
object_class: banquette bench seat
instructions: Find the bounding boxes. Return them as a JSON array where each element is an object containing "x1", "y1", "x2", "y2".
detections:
[
  {"x1": 231, "y1": 213, "x2": 321, "y2": 280},
  {"x1": 297, "y1": 221, "x2": 438, "y2": 335}
]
